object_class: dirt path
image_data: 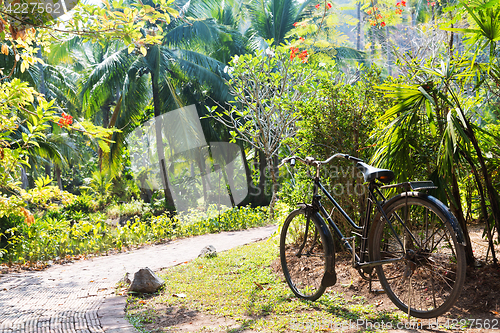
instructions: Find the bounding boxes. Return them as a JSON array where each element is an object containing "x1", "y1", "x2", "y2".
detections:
[{"x1": 0, "y1": 225, "x2": 277, "y2": 333}]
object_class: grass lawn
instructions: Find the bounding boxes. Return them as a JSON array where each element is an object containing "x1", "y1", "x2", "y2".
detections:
[{"x1": 125, "y1": 238, "x2": 408, "y2": 332}]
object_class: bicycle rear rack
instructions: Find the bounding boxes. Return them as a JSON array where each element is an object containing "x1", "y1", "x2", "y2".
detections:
[{"x1": 380, "y1": 181, "x2": 437, "y2": 191}]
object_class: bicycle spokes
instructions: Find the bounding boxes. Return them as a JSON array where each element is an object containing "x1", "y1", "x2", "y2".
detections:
[{"x1": 372, "y1": 195, "x2": 466, "y2": 318}]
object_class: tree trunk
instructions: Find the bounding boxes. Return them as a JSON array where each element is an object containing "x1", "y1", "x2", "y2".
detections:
[
  {"x1": 196, "y1": 154, "x2": 208, "y2": 205},
  {"x1": 465, "y1": 120, "x2": 500, "y2": 244},
  {"x1": 55, "y1": 165, "x2": 63, "y2": 190},
  {"x1": 151, "y1": 64, "x2": 175, "y2": 211},
  {"x1": 258, "y1": 149, "x2": 267, "y2": 205},
  {"x1": 21, "y1": 167, "x2": 29, "y2": 189},
  {"x1": 369, "y1": 27, "x2": 376, "y2": 59},
  {"x1": 266, "y1": 153, "x2": 278, "y2": 221},
  {"x1": 98, "y1": 104, "x2": 111, "y2": 171},
  {"x1": 461, "y1": 151, "x2": 497, "y2": 264},
  {"x1": 37, "y1": 47, "x2": 47, "y2": 97},
  {"x1": 45, "y1": 163, "x2": 51, "y2": 178},
  {"x1": 240, "y1": 145, "x2": 254, "y2": 203},
  {"x1": 449, "y1": 171, "x2": 475, "y2": 265},
  {"x1": 356, "y1": 3, "x2": 362, "y2": 51},
  {"x1": 385, "y1": 26, "x2": 393, "y2": 77}
]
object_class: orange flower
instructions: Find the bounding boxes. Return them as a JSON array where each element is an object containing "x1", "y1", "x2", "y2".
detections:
[
  {"x1": 367, "y1": 9, "x2": 372, "y2": 14},
  {"x1": 1, "y1": 44, "x2": 8, "y2": 55},
  {"x1": 58, "y1": 112, "x2": 73, "y2": 128},
  {"x1": 396, "y1": 8, "x2": 403, "y2": 14},
  {"x1": 20, "y1": 207, "x2": 35, "y2": 226},
  {"x1": 298, "y1": 50, "x2": 309, "y2": 63},
  {"x1": 377, "y1": 14, "x2": 383, "y2": 19}
]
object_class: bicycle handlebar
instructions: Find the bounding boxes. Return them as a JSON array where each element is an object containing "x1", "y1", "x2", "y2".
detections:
[{"x1": 278, "y1": 153, "x2": 363, "y2": 168}]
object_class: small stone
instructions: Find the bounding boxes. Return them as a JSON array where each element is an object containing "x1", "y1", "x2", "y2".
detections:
[
  {"x1": 199, "y1": 245, "x2": 217, "y2": 258},
  {"x1": 129, "y1": 268, "x2": 164, "y2": 293}
]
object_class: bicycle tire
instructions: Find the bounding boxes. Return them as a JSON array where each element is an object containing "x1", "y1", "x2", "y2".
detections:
[
  {"x1": 370, "y1": 192, "x2": 466, "y2": 318},
  {"x1": 280, "y1": 208, "x2": 332, "y2": 301}
]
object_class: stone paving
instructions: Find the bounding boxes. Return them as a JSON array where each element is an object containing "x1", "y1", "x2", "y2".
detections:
[{"x1": 0, "y1": 225, "x2": 277, "y2": 333}]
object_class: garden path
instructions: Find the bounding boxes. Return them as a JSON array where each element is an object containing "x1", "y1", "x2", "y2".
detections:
[{"x1": 0, "y1": 225, "x2": 277, "y2": 333}]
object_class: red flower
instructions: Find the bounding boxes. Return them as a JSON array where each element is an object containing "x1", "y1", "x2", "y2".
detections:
[
  {"x1": 290, "y1": 47, "x2": 299, "y2": 60},
  {"x1": 395, "y1": 8, "x2": 403, "y2": 14},
  {"x1": 430, "y1": 1, "x2": 436, "y2": 5},
  {"x1": 327, "y1": 3, "x2": 332, "y2": 9},
  {"x1": 401, "y1": 0, "x2": 406, "y2": 6},
  {"x1": 58, "y1": 112, "x2": 73, "y2": 128},
  {"x1": 380, "y1": 21, "x2": 386, "y2": 27},
  {"x1": 315, "y1": 3, "x2": 320, "y2": 9},
  {"x1": 299, "y1": 37, "x2": 305, "y2": 41},
  {"x1": 367, "y1": 9, "x2": 372, "y2": 14},
  {"x1": 370, "y1": 20, "x2": 376, "y2": 26},
  {"x1": 293, "y1": 22, "x2": 299, "y2": 27},
  {"x1": 377, "y1": 14, "x2": 383, "y2": 19},
  {"x1": 373, "y1": 6, "x2": 378, "y2": 10},
  {"x1": 396, "y1": 2, "x2": 401, "y2": 6},
  {"x1": 298, "y1": 50, "x2": 309, "y2": 63}
]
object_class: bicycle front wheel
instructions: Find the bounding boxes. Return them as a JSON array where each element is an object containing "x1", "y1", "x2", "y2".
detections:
[
  {"x1": 280, "y1": 208, "x2": 329, "y2": 301},
  {"x1": 370, "y1": 192, "x2": 466, "y2": 318}
]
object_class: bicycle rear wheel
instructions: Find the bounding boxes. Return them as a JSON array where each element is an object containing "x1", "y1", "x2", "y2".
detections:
[
  {"x1": 370, "y1": 192, "x2": 466, "y2": 318},
  {"x1": 280, "y1": 209, "x2": 330, "y2": 301}
]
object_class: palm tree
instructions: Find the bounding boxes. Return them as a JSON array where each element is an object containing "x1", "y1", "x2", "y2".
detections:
[
  {"x1": 245, "y1": 0, "x2": 314, "y2": 47},
  {"x1": 374, "y1": 56, "x2": 500, "y2": 265},
  {"x1": 70, "y1": 0, "x2": 243, "y2": 209}
]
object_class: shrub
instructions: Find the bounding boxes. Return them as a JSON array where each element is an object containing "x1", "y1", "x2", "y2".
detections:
[
  {"x1": 64, "y1": 193, "x2": 96, "y2": 214},
  {"x1": 0, "y1": 205, "x2": 272, "y2": 264},
  {"x1": 106, "y1": 200, "x2": 150, "y2": 219}
]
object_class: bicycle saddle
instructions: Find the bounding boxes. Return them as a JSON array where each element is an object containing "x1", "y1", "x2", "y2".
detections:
[{"x1": 356, "y1": 162, "x2": 395, "y2": 184}]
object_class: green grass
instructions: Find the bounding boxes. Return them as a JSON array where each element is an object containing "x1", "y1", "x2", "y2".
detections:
[{"x1": 126, "y1": 239, "x2": 404, "y2": 332}]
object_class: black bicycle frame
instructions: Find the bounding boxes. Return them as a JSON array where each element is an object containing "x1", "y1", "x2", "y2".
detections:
[{"x1": 311, "y1": 177, "x2": 405, "y2": 269}]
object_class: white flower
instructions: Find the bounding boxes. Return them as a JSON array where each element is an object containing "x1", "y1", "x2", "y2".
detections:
[{"x1": 265, "y1": 48, "x2": 275, "y2": 57}]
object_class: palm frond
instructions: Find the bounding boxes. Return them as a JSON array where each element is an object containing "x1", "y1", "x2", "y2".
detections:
[
  {"x1": 81, "y1": 48, "x2": 136, "y2": 118},
  {"x1": 170, "y1": 49, "x2": 230, "y2": 101},
  {"x1": 164, "y1": 18, "x2": 229, "y2": 47}
]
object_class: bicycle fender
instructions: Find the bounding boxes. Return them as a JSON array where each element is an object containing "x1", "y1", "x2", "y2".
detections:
[
  {"x1": 424, "y1": 193, "x2": 466, "y2": 245},
  {"x1": 294, "y1": 205, "x2": 337, "y2": 287},
  {"x1": 368, "y1": 192, "x2": 466, "y2": 249},
  {"x1": 312, "y1": 211, "x2": 337, "y2": 287}
]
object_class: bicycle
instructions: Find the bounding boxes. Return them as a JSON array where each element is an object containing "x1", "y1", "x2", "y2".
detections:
[{"x1": 278, "y1": 153, "x2": 466, "y2": 318}]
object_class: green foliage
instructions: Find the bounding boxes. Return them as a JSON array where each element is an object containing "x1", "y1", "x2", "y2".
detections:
[
  {"x1": 0, "y1": 205, "x2": 270, "y2": 264},
  {"x1": 278, "y1": 170, "x2": 312, "y2": 213},
  {"x1": 20, "y1": 176, "x2": 75, "y2": 211},
  {"x1": 282, "y1": 66, "x2": 393, "y2": 226},
  {"x1": 80, "y1": 170, "x2": 114, "y2": 204},
  {"x1": 64, "y1": 193, "x2": 97, "y2": 214},
  {"x1": 106, "y1": 200, "x2": 150, "y2": 219}
]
